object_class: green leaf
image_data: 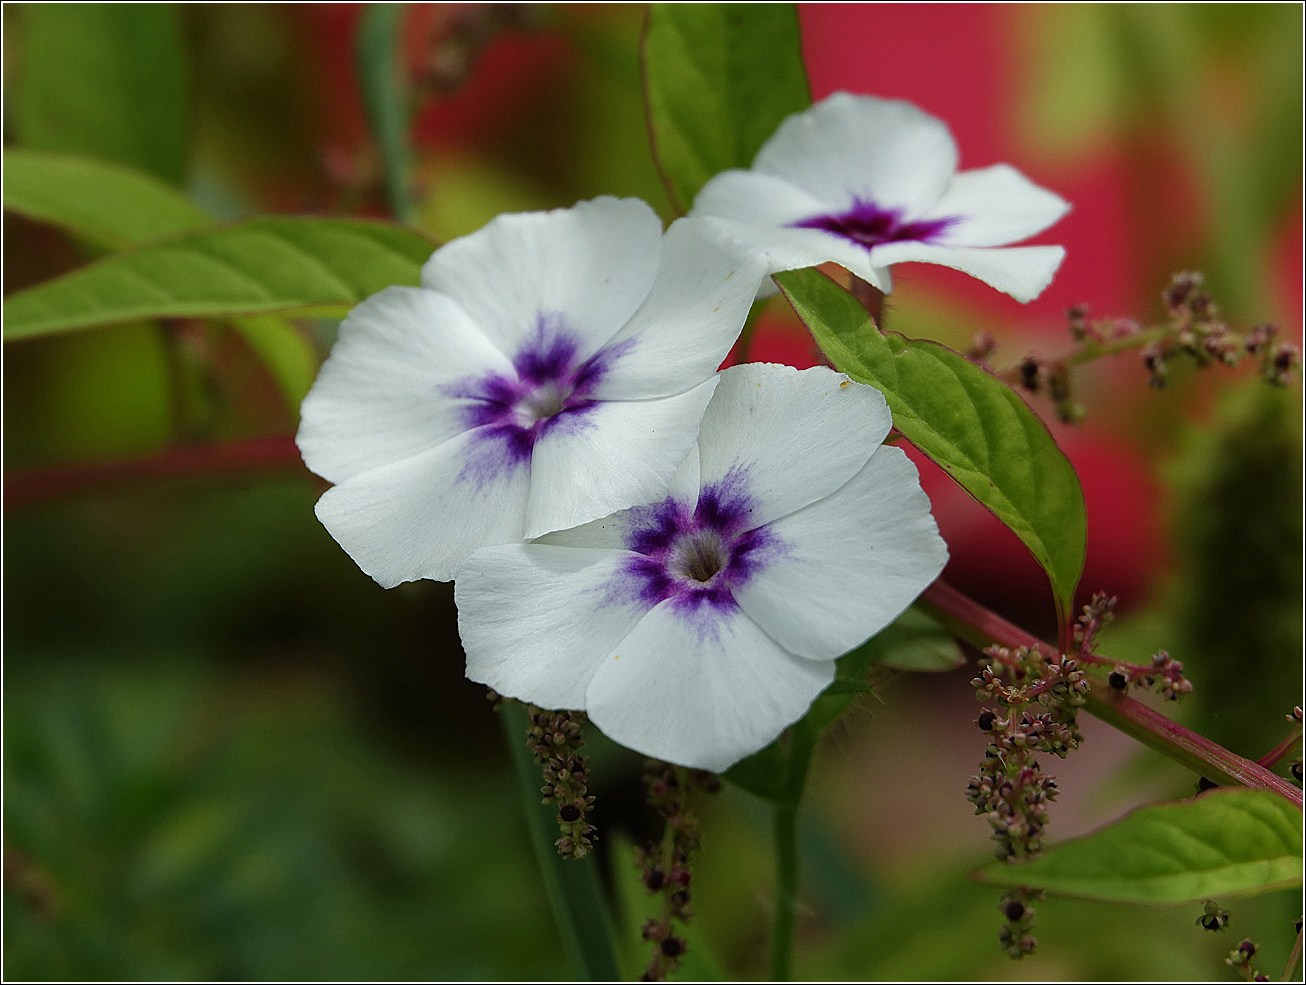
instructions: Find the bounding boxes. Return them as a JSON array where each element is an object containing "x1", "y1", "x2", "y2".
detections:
[
  {"x1": 498, "y1": 702, "x2": 621, "y2": 982},
  {"x1": 15, "y1": 4, "x2": 188, "y2": 184},
  {"x1": 978, "y1": 788, "x2": 1303, "y2": 901},
  {"x1": 775, "y1": 268, "x2": 1087, "y2": 626},
  {"x1": 642, "y1": 3, "x2": 810, "y2": 212},
  {"x1": 231, "y1": 315, "x2": 318, "y2": 409},
  {"x1": 356, "y1": 3, "x2": 414, "y2": 223},
  {"x1": 847, "y1": 604, "x2": 965, "y2": 673},
  {"x1": 3, "y1": 217, "x2": 437, "y2": 342},
  {"x1": 3, "y1": 149, "x2": 210, "y2": 251}
]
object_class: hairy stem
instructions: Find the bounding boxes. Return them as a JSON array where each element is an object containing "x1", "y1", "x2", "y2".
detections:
[
  {"x1": 919, "y1": 580, "x2": 1303, "y2": 810},
  {"x1": 770, "y1": 801, "x2": 799, "y2": 982}
]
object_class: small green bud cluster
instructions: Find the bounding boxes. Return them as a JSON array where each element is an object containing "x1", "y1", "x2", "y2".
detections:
[
  {"x1": 525, "y1": 707, "x2": 597, "y2": 860},
  {"x1": 1196, "y1": 898, "x2": 1230, "y2": 932},
  {"x1": 968, "y1": 644, "x2": 1090, "y2": 959},
  {"x1": 997, "y1": 889, "x2": 1041, "y2": 960},
  {"x1": 635, "y1": 761, "x2": 719, "y2": 982}
]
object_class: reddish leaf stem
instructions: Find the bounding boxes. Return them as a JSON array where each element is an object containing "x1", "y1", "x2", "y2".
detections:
[
  {"x1": 920, "y1": 580, "x2": 1302, "y2": 810},
  {"x1": 1257, "y1": 724, "x2": 1303, "y2": 770},
  {"x1": 4, "y1": 436, "x2": 306, "y2": 511}
]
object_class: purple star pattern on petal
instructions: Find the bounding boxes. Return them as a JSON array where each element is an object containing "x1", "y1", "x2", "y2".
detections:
[
  {"x1": 613, "y1": 467, "x2": 785, "y2": 633},
  {"x1": 793, "y1": 196, "x2": 958, "y2": 252},
  {"x1": 445, "y1": 313, "x2": 635, "y2": 486}
]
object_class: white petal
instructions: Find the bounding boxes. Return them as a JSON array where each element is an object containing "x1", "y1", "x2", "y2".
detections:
[
  {"x1": 592, "y1": 218, "x2": 767, "y2": 400},
  {"x1": 585, "y1": 602, "x2": 835, "y2": 771},
  {"x1": 420, "y1": 197, "x2": 663, "y2": 359},
  {"x1": 754, "y1": 93, "x2": 958, "y2": 216},
  {"x1": 696, "y1": 364, "x2": 891, "y2": 528},
  {"x1": 457, "y1": 544, "x2": 649, "y2": 709},
  {"x1": 869, "y1": 242, "x2": 1067, "y2": 303},
  {"x1": 314, "y1": 427, "x2": 530, "y2": 586},
  {"x1": 734, "y1": 445, "x2": 948, "y2": 662},
  {"x1": 534, "y1": 443, "x2": 702, "y2": 551},
  {"x1": 694, "y1": 216, "x2": 892, "y2": 293},
  {"x1": 692, "y1": 168, "x2": 828, "y2": 227},
  {"x1": 297, "y1": 287, "x2": 512, "y2": 483},
  {"x1": 524, "y1": 378, "x2": 719, "y2": 539},
  {"x1": 926, "y1": 164, "x2": 1070, "y2": 247}
]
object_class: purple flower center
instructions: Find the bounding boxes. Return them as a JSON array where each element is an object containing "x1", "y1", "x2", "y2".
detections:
[
  {"x1": 446, "y1": 314, "x2": 628, "y2": 484},
  {"x1": 615, "y1": 468, "x2": 782, "y2": 625},
  {"x1": 793, "y1": 196, "x2": 956, "y2": 252}
]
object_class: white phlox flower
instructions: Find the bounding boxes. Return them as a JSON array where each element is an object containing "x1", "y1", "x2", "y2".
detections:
[
  {"x1": 690, "y1": 92, "x2": 1070, "y2": 303},
  {"x1": 297, "y1": 196, "x2": 766, "y2": 587},
  {"x1": 456, "y1": 363, "x2": 949, "y2": 772}
]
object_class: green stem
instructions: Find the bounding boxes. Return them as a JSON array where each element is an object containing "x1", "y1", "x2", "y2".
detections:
[
  {"x1": 498, "y1": 701, "x2": 620, "y2": 981},
  {"x1": 356, "y1": 3, "x2": 415, "y2": 223},
  {"x1": 770, "y1": 801, "x2": 799, "y2": 982}
]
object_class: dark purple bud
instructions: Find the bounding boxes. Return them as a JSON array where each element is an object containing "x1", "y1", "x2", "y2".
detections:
[
  {"x1": 560, "y1": 804, "x2": 581, "y2": 823},
  {"x1": 660, "y1": 936, "x2": 685, "y2": 958},
  {"x1": 978, "y1": 710, "x2": 997, "y2": 731},
  {"x1": 1108, "y1": 671, "x2": 1128, "y2": 691},
  {"x1": 1004, "y1": 900, "x2": 1027, "y2": 922}
]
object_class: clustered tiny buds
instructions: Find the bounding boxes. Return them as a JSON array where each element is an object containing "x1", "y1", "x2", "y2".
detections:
[
  {"x1": 968, "y1": 643, "x2": 1089, "y2": 958},
  {"x1": 1197, "y1": 899, "x2": 1230, "y2": 932},
  {"x1": 525, "y1": 707, "x2": 597, "y2": 860},
  {"x1": 1106, "y1": 650, "x2": 1193, "y2": 701},
  {"x1": 636, "y1": 761, "x2": 719, "y2": 982},
  {"x1": 1225, "y1": 938, "x2": 1269, "y2": 981},
  {"x1": 998, "y1": 889, "x2": 1041, "y2": 959}
]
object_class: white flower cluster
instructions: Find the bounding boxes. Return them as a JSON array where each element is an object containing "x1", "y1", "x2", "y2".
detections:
[{"x1": 298, "y1": 94, "x2": 1067, "y2": 771}]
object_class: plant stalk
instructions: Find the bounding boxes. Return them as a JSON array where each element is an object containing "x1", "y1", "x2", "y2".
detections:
[
  {"x1": 918, "y1": 580, "x2": 1303, "y2": 810},
  {"x1": 770, "y1": 801, "x2": 799, "y2": 982}
]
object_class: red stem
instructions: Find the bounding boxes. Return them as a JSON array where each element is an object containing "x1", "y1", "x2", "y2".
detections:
[
  {"x1": 4, "y1": 436, "x2": 306, "y2": 512},
  {"x1": 1257, "y1": 725, "x2": 1303, "y2": 770},
  {"x1": 920, "y1": 580, "x2": 1303, "y2": 810}
]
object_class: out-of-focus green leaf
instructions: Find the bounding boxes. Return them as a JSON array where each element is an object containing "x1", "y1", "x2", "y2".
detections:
[
  {"x1": 642, "y1": 3, "x2": 810, "y2": 212},
  {"x1": 3, "y1": 149, "x2": 211, "y2": 251},
  {"x1": 776, "y1": 268, "x2": 1087, "y2": 628},
  {"x1": 15, "y1": 4, "x2": 188, "y2": 184},
  {"x1": 846, "y1": 604, "x2": 965, "y2": 673},
  {"x1": 3, "y1": 218, "x2": 436, "y2": 341},
  {"x1": 978, "y1": 788, "x2": 1303, "y2": 901},
  {"x1": 230, "y1": 315, "x2": 318, "y2": 409},
  {"x1": 356, "y1": 3, "x2": 414, "y2": 223},
  {"x1": 498, "y1": 701, "x2": 621, "y2": 982}
]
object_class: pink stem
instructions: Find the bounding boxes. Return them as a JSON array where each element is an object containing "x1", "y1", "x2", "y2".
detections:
[{"x1": 920, "y1": 580, "x2": 1303, "y2": 809}]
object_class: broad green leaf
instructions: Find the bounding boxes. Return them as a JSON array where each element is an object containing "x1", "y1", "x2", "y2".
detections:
[
  {"x1": 978, "y1": 788, "x2": 1303, "y2": 901},
  {"x1": 15, "y1": 4, "x2": 187, "y2": 184},
  {"x1": 3, "y1": 149, "x2": 210, "y2": 250},
  {"x1": 642, "y1": 3, "x2": 810, "y2": 212},
  {"x1": 231, "y1": 315, "x2": 318, "y2": 409},
  {"x1": 847, "y1": 604, "x2": 965, "y2": 672},
  {"x1": 775, "y1": 268, "x2": 1087, "y2": 626},
  {"x1": 356, "y1": 3, "x2": 414, "y2": 222},
  {"x1": 3, "y1": 217, "x2": 437, "y2": 342},
  {"x1": 499, "y1": 702, "x2": 621, "y2": 981}
]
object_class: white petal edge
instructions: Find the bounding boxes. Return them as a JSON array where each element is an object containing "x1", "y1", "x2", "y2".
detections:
[
  {"x1": 297, "y1": 286, "x2": 513, "y2": 484},
  {"x1": 585, "y1": 602, "x2": 835, "y2": 772},
  {"x1": 754, "y1": 92, "x2": 958, "y2": 218},
  {"x1": 926, "y1": 164, "x2": 1070, "y2": 248},
  {"x1": 420, "y1": 196, "x2": 663, "y2": 360},
  {"x1": 696, "y1": 363, "x2": 891, "y2": 528},
  {"x1": 457, "y1": 544, "x2": 649, "y2": 710},
  {"x1": 734, "y1": 445, "x2": 948, "y2": 662},
  {"x1": 524, "y1": 377, "x2": 719, "y2": 540},
  {"x1": 534, "y1": 443, "x2": 701, "y2": 552},
  {"x1": 869, "y1": 242, "x2": 1067, "y2": 303},
  {"x1": 313, "y1": 427, "x2": 530, "y2": 586},
  {"x1": 593, "y1": 217, "x2": 768, "y2": 401}
]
